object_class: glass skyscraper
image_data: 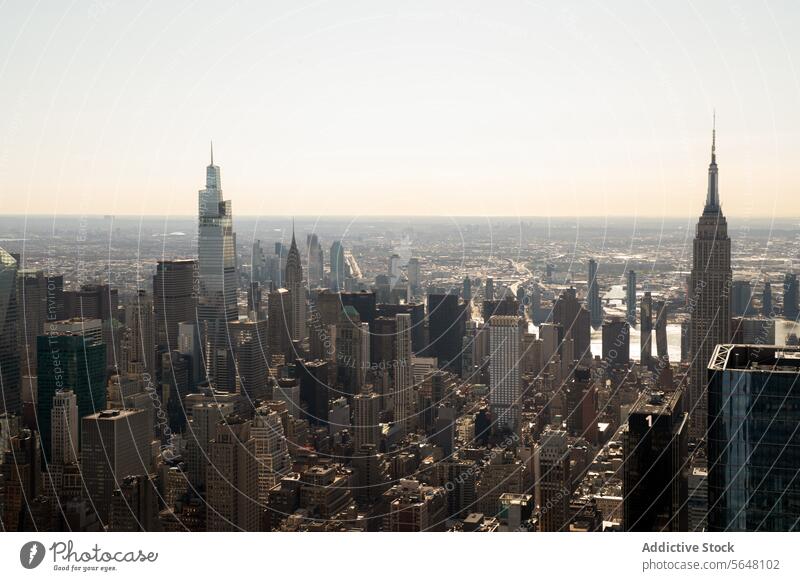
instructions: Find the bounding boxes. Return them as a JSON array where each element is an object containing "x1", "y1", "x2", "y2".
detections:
[
  {"x1": 0, "y1": 247, "x2": 20, "y2": 416},
  {"x1": 197, "y1": 144, "x2": 238, "y2": 392},
  {"x1": 36, "y1": 328, "x2": 106, "y2": 460},
  {"x1": 708, "y1": 344, "x2": 800, "y2": 531}
]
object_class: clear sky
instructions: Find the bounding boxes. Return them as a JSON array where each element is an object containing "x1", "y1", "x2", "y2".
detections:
[{"x1": 1, "y1": 0, "x2": 798, "y2": 218}]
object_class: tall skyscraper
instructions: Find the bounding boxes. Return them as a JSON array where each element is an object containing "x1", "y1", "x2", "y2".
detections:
[
  {"x1": 623, "y1": 390, "x2": 688, "y2": 531},
  {"x1": 205, "y1": 417, "x2": 259, "y2": 531},
  {"x1": 267, "y1": 287, "x2": 294, "y2": 367},
  {"x1": 330, "y1": 240, "x2": 346, "y2": 291},
  {"x1": 708, "y1": 344, "x2": 800, "y2": 531},
  {"x1": 306, "y1": 233, "x2": 324, "y2": 288},
  {"x1": 50, "y1": 389, "x2": 78, "y2": 466},
  {"x1": 485, "y1": 277, "x2": 494, "y2": 301},
  {"x1": 762, "y1": 280, "x2": 773, "y2": 317},
  {"x1": 37, "y1": 321, "x2": 106, "y2": 460},
  {"x1": 588, "y1": 258, "x2": 602, "y2": 328},
  {"x1": 252, "y1": 406, "x2": 291, "y2": 503},
  {"x1": 640, "y1": 291, "x2": 653, "y2": 366},
  {"x1": 353, "y1": 389, "x2": 381, "y2": 450},
  {"x1": 0, "y1": 247, "x2": 21, "y2": 416},
  {"x1": 731, "y1": 280, "x2": 753, "y2": 317},
  {"x1": 251, "y1": 239, "x2": 268, "y2": 284},
  {"x1": 783, "y1": 273, "x2": 798, "y2": 321},
  {"x1": 626, "y1": 270, "x2": 636, "y2": 325},
  {"x1": 229, "y1": 320, "x2": 269, "y2": 400},
  {"x1": 406, "y1": 257, "x2": 421, "y2": 294},
  {"x1": 336, "y1": 306, "x2": 368, "y2": 396},
  {"x1": 488, "y1": 315, "x2": 523, "y2": 433},
  {"x1": 688, "y1": 122, "x2": 731, "y2": 439},
  {"x1": 654, "y1": 300, "x2": 669, "y2": 363},
  {"x1": 121, "y1": 290, "x2": 155, "y2": 376},
  {"x1": 81, "y1": 408, "x2": 152, "y2": 523},
  {"x1": 552, "y1": 287, "x2": 591, "y2": 362},
  {"x1": 153, "y1": 259, "x2": 196, "y2": 354},
  {"x1": 394, "y1": 313, "x2": 413, "y2": 435},
  {"x1": 197, "y1": 145, "x2": 238, "y2": 392},
  {"x1": 601, "y1": 317, "x2": 630, "y2": 369},
  {"x1": 15, "y1": 268, "x2": 49, "y2": 376},
  {"x1": 535, "y1": 428, "x2": 570, "y2": 532},
  {"x1": 426, "y1": 293, "x2": 466, "y2": 371},
  {"x1": 285, "y1": 226, "x2": 307, "y2": 342},
  {"x1": 187, "y1": 401, "x2": 234, "y2": 488}
]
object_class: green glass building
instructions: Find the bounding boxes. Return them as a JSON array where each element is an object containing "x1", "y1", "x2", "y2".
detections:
[{"x1": 36, "y1": 331, "x2": 106, "y2": 460}]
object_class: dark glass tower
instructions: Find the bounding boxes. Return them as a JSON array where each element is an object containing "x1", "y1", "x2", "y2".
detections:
[
  {"x1": 426, "y1": 293, "x2": 466, "y2": 372},
  {"x1": 588, "y1": 258, "x2": 602, "y2": 328},
  {"x1": 36, "y1": 331, "x2": 106, "y2": 460},
  {"x1": 688, "y1": 120, "x2": 731, "y2": 439},
  {"x1": 0, "y1": 247, "x2": 21, "y2": 416},
  {"x1": 783, "y1": 273, "x2": 798, "y2": 321},
  {"x1": 626, "y1": 270, "x2": 636, "y2": 325},
  {"x1": 153, "y1": 259, "x2": 196, "y2": 354},
  {"x1": 708, "y1": 344, "x2": 800, "y2": 531},
  {"x1": 623, "y1": 389, "x2": 688, "y2": 531}
]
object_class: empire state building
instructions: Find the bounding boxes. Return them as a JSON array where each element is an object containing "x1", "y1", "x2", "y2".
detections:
[{"x1": 688, "y1": 120, "x2": 731, "y2": 439}]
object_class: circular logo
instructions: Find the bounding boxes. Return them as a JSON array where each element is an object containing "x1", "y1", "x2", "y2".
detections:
[{"x1": 19, "y1": 541, "x2": 46, "y2": 569}]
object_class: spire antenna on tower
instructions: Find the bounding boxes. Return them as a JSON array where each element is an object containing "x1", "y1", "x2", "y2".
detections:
[
  {"x1": 210, "y1": 140, "x2": 214, "y2": 166},
  {"x1": 711, "y1": 110, "x2": 716, "y2": 160}
]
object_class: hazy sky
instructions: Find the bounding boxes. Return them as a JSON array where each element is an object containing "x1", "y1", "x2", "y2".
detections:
[{"x1": 1, "y1": 1, "x2": 799, "y2": 218}]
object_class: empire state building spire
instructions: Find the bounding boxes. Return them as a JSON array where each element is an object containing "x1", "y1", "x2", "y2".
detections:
[
  {"x1": 704, "y1": 113, "x2": 719, "y2": 212},
  {"x1": 688, "y1": 112, "x2": 731, "y2": 440}
]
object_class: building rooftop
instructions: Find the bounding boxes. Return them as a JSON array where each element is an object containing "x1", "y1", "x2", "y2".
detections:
[{"x1": 709, "y1": 344, "x2": 800, "y2": 373}]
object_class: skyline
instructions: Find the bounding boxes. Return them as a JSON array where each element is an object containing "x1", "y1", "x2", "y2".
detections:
[{"x1": 1, "y1": 1, "x2": 800, "y2": 217}]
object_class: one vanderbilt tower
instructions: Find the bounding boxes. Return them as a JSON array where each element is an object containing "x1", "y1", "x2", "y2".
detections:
[
  {"x1": 197, "y1": 143, "x2": 238, "y2": 392},
  {"x1": 687, "y1": 118, "x2": 731, "y2": 440}
]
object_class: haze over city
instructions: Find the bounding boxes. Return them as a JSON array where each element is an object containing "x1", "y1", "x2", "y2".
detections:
[
  {"x1": 1, "y1": 0, "x2": 800, "y2": 217},
  {"x1": 2, "y1": 5, "x2": 800, "y2": 578}
]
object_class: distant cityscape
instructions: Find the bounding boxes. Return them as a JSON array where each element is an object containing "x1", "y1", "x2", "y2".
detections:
[{"x1": 0, "y1": 131, "x2": 798, "y2": 532}]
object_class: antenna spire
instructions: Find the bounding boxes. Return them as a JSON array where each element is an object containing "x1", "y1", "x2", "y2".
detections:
[
  {"x1": 705, "y1": 112, "x2": 720, "y2": 212},
  {"x1": 210, "y1": 140, "x2": 214, "y2": 166},
  {"x1": 711, "y1": 110, "x2": 716, "y2": 162}
]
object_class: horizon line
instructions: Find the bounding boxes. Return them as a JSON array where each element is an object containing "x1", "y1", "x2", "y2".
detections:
[{"x1": 1, "y1": 213, "x2": 797, "y2": 221}]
